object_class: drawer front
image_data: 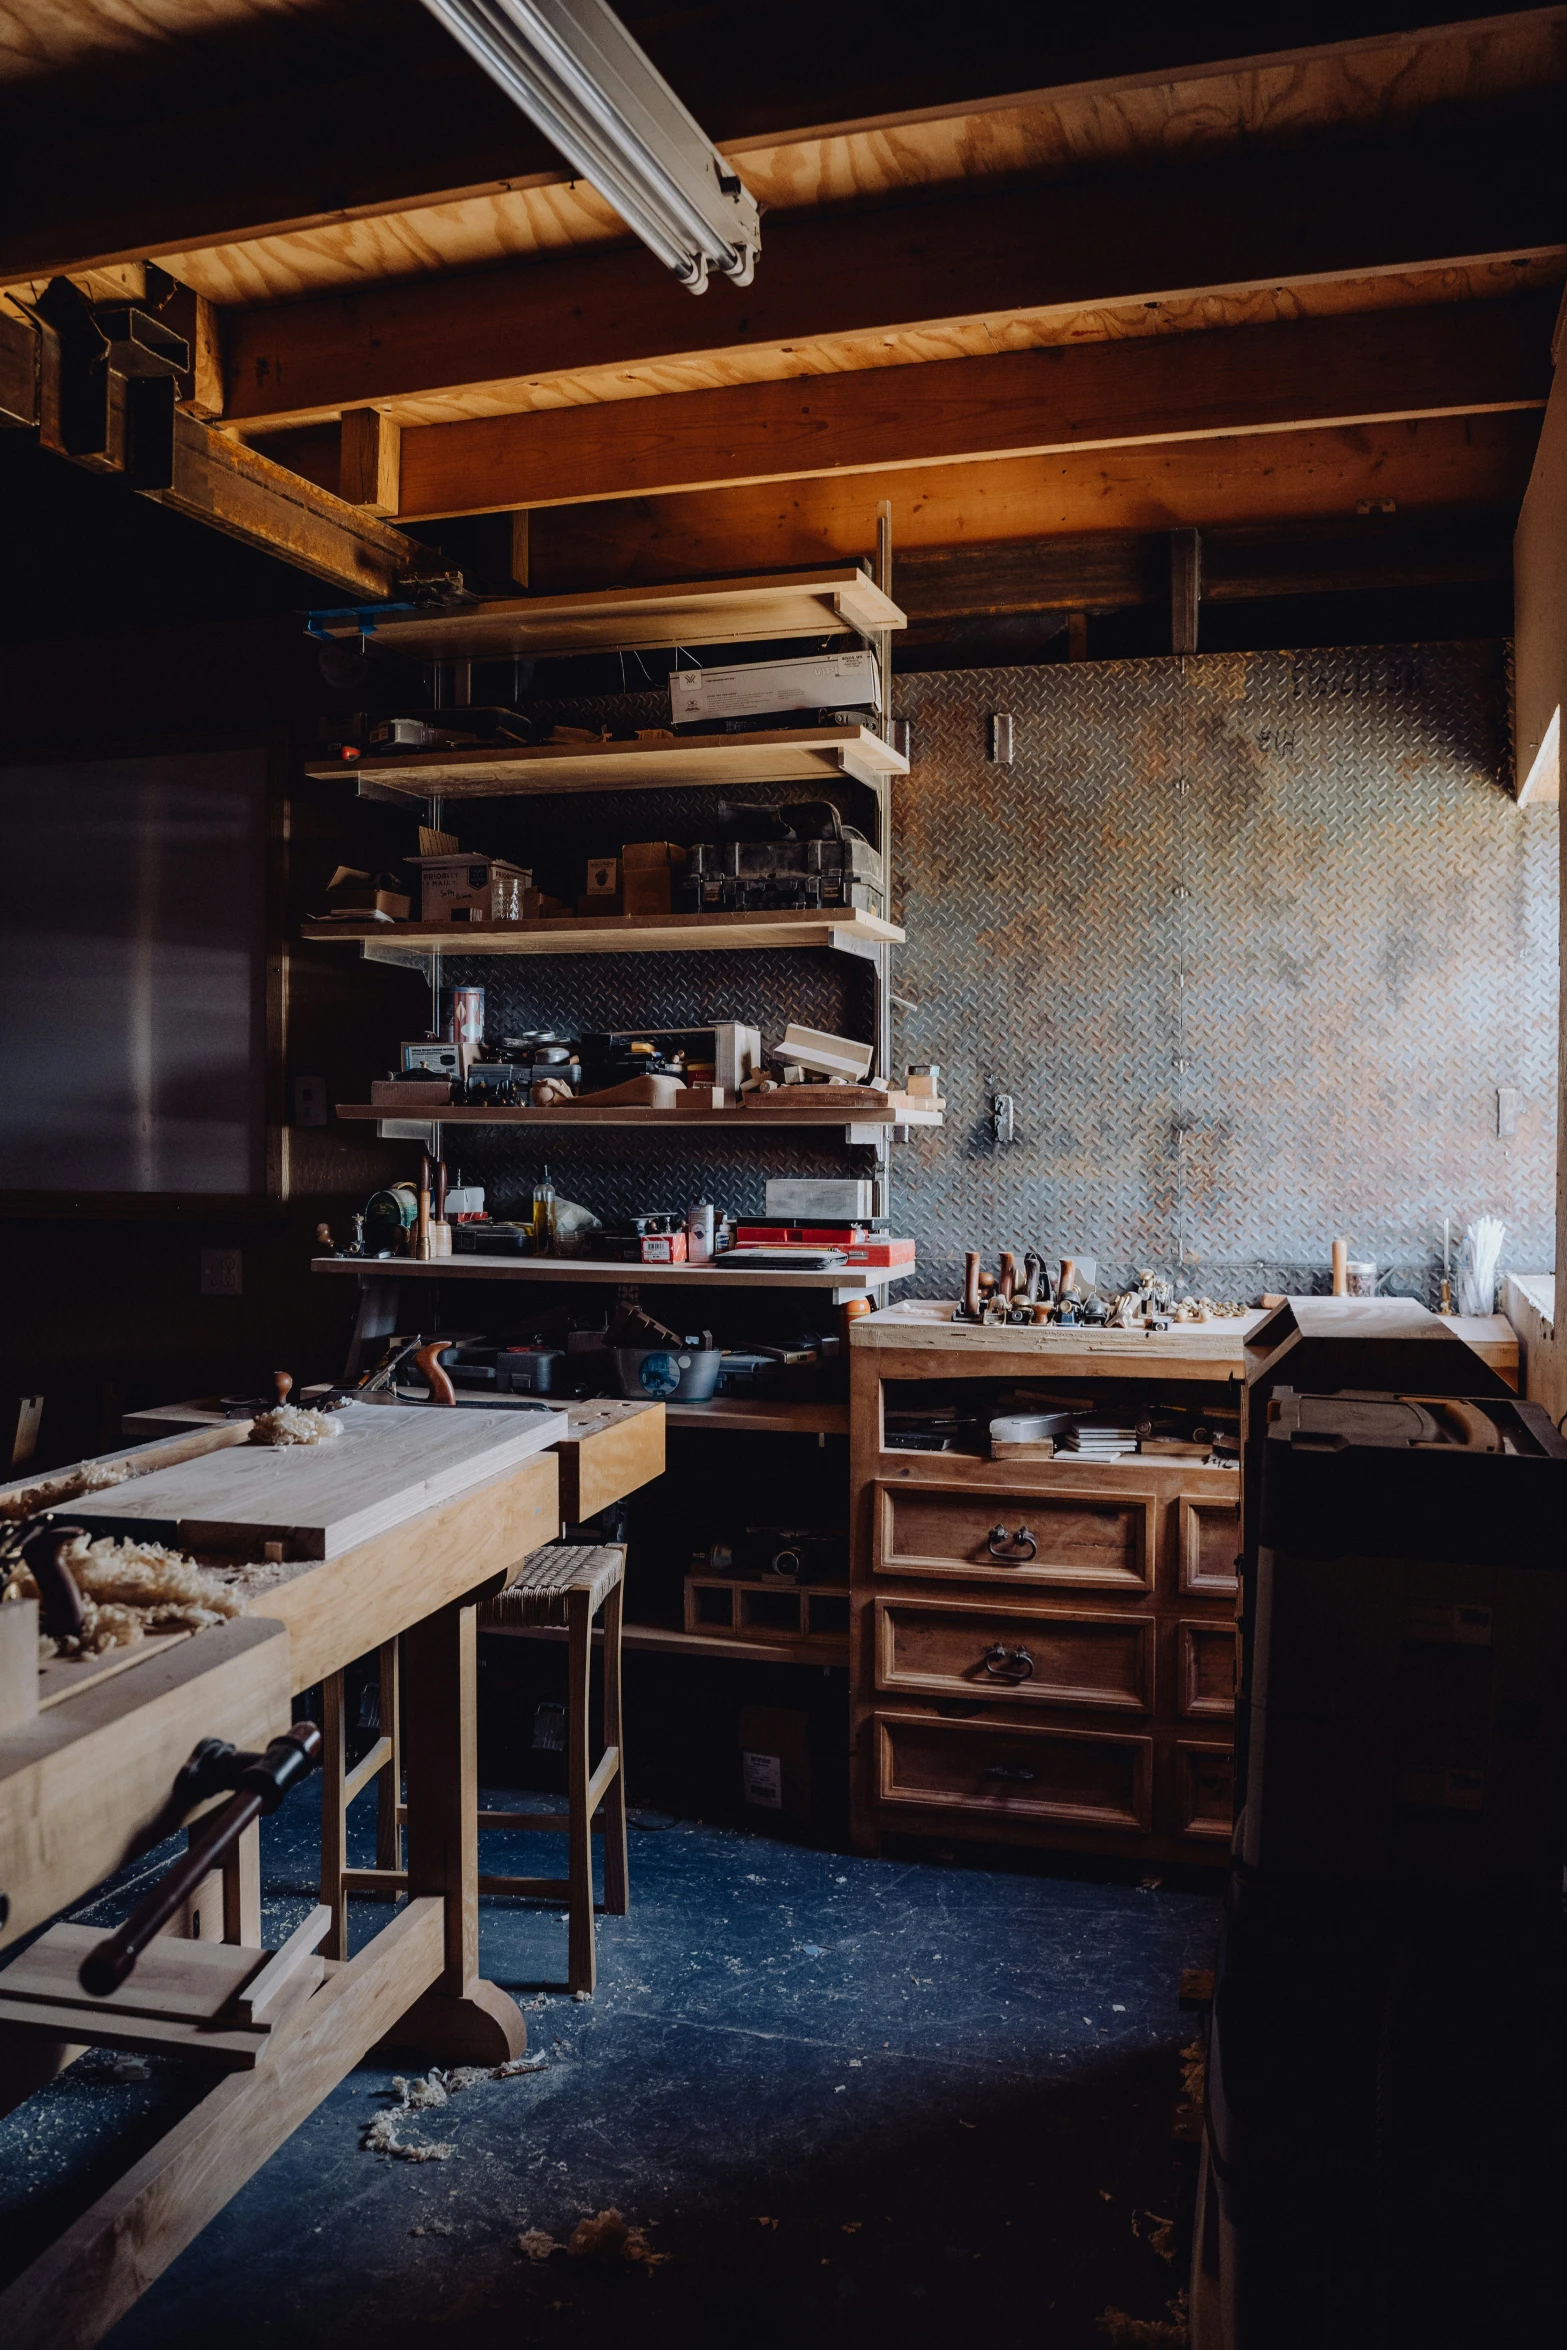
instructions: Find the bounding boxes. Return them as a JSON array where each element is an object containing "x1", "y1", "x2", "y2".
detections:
[
  {"x1": 876, "y1": 1481, "x2": 1154, "y2": 1591},
  {"x1": 1175, "y1": 1742, "x2": 1235, "y2": 1840},
  {"x1": 1179, "y1": 1619, "x2": 1238, "y2": 1719},
  {"x1": 1179, "y1": 1494, "x2": 1240, "y2": 1595},
  {"x1": 875, "y1": 1711, "x2": 1153, "y2": 1832},
  {"x1": 875, "y1": 1597, "x2": 1153, "y2": 1713}
]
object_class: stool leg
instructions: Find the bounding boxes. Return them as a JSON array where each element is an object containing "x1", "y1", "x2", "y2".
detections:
[
  {"x1": 319, "y1": 1669, "x2": 349, "y2": 1962},
  {"x1": 601, "y1": 1580, "x2": 629, "y2": 1917},
  {"x1": 376, "y1": 1639, "x2": 402, "y2": 1872},
  {"x1": 566, "y1": 1586, "x2": 596, "y2": 1996}
]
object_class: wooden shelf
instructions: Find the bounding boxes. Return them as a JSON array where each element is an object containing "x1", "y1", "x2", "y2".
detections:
[
  {"x1": 305, "y1": 722, "x2": 906, "y2": 799},
  {"x1": 484, "y1": 1618, "x2": 848, "y2": 1667},
  {"x1": 310, "y1": 566, "x2": 905, "y2": 663},
  {"x1": 334, "y1": 1101, "x2": 940, "y2": 1131},
  {"x1": 313, "y1": 1254, "x2": 903, "y2": 1298},
  {"x1": 665, "y1": 1399, "x2": 849, "y2": 1435},
  {"x1": 302, "y1": 906, "x2": 903, "y2": 957}
]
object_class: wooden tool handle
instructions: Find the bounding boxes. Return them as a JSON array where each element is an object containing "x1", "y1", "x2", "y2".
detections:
[
  {"x1": 412, "y1": 1340, "x2": 457, "y2": 1406},
  {"x1": 963, "y1": 1251, "x2": 982, "y2": 1319},
  {"x1": 433, "y1": 1158, "x2": 448, "y2": 1221},
  {"x1": 18, "y1": 1522, "x2": 86, "y2": 1641},
  {"x1": 1331, "y1": 1237, "x2": 1348, "y2": 1296},
  {"x1": 998, "y1": 1251, "x2": 1018, "y2": 1304},
  {"x1": 273, "y1": 1371, "x2": 293, "y2": 1406}
]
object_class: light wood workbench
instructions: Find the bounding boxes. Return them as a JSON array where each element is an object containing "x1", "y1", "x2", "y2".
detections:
[{"x1": 0, "y1": 1396, "x2": 664, "y2": 2348}]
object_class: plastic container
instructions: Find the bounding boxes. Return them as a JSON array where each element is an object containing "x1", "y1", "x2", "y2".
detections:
[{"x1": 613, "y1": 1346, "x2": 723, "y2": 1402}]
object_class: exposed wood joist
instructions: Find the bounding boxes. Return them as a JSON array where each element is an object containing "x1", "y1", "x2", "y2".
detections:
[
  {"x1": 6, "y1": 9, "x2": 1562, "y2": 297},
  {"x1": 393, "y1": 294, "x2": 1555, "y2": 518},
  {"x1": 219, "y1": 116, "x2": 1565, "y2": 433},
  {"x1": 1513, "y1": 331, "x2": 1567, "y2": 802},
  {"x1": 0, "y1": 305, "x2": 424, "y2": 596},
  {"x1": 522, "y1": 411, "x2": 1542, "y2": 590}
]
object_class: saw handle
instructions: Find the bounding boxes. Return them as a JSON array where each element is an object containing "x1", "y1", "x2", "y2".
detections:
[
  {"x1": 17, "y1": 1520, "x2": 87, "y2": 1641},
  {"x1": 79, "y1": 1724, "x2": 322, "y2": 1998}
]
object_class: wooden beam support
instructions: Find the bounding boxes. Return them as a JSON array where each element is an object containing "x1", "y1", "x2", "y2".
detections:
[
  {"x1": 395, "y1": 295, "x2": 1555, "y2": 518},
  {"x1": 219, "y1": 115, "x2": 1564, "y2": 433},
  {"x1": 0, "y1": 308, "x2": 38, "y2": 430},
  {"x1": 1514, "y1": 339, "x2": 1567, "y2": 804},
  {"x1": 1171, "y1": 528, "x2": 1203, "y2": 654},
  {"x1": 525, "y1": 411, "x2": 1542, "y2": 592},
  {"x1": 339, "y1": 408, "x2": 401, "y2": 517},
  {"x1": 149, "y1": 412, "x2": 426, "y2": 598}
]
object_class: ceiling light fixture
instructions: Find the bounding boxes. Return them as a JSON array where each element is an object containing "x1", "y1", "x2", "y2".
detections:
[{"x1": 421, "y1": 0, "x2": 760, "y2": 292}]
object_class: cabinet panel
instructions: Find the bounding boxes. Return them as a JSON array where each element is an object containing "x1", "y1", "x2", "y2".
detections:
[
  {"x1": 876, "y1": 1481, "x2": 1154, "y2": 1591},
  {"x1": 875, "y1": 1597, "x2": 1153, "y2": 1713},
  {"x1": 875, "y1": 1710, "x2": 1153, "y2": 1832},
  {"x1": 1179, "y1": 1494, "x2": 1240, "y2": 1595},
  {"x1": 1176, "y1": 1742, "x2": 1235, "y2": 1840},
  {"x1": 1179, "y1": 1619, "x2": 1238, "y2": 1718}
]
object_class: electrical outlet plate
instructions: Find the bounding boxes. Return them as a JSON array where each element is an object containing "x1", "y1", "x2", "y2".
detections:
[
  {"x1": 200, "y1": 1248, "x2": 242, "y2": 1297},
  {"x1": 292, "y1": 1073, "x2": 328, "y2": 1128}
]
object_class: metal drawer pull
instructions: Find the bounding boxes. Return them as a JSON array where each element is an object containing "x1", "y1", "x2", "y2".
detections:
[
  {"x1": 982, "y1": 1643, "x2": 1035, "y2": 1683},
  {"x1": 985, "y1": 1763, "x2": 1036, "y2": 1783},
  {"x1": 986, "y1": 1523, "x2": 1038, "y2": 1563}
]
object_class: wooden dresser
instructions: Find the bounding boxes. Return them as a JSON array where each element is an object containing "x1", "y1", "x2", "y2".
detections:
[{"x1": 847, "y1": 1301, "x2": 1517, "y2": 1865}]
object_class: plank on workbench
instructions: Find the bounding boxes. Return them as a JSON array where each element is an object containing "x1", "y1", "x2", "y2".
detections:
[{"x1": 71, "y1": 1400, "x2": 566, "y2": 1560}]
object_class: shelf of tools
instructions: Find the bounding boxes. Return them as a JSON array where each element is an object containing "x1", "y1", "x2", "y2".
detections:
[{"x1": 302, "y1": 528, "x2": 925, "y2": 1698}]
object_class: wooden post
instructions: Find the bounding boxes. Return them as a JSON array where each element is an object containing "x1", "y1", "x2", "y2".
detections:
[
  {"x1": 600, "y1": 1579, "x2": 628, "y2": 1918},
  {"x1": 318, "y1": 1670, "x2": 348, "y2": 1961},
  {"x1": 376, "y1": 1640, "x2": 402, "y2": 1872},
  {"x1": 340, "y1": 408, "x2": 401, "y2": 516},
  {"x1": 398, "y1": 1598, "x2": 527, "y2": 2062},
  {"x1": 566, "y1": 1586, "x2": 595, "y2": 1994},
  {"x1": 1171, "y1": 527, "x2": 1202, "y2": 654},
  {"x1": 509, "y1": 508, "x2": 530, "y2": 588}
]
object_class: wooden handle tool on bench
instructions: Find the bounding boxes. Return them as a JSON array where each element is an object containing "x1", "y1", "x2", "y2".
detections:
[{"x1": 412, "y1": 1339, "x2": 458, "y2": 1407}]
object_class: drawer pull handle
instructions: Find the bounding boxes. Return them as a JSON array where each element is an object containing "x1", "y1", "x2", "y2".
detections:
[
  {"x1": 985, "y1": 1763, "x2": 1036, "y2": 1783},
  {"x1": 987, "y1": 1524, "x2": 1038, "y2": 1563},
  {"x1": 982, "y1": 1643, "x2": 1035, "y2": 1683}
]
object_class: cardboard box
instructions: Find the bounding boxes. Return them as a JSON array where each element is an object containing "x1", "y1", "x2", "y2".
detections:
[
  {"x1": 411, "y1": 853, "x2": 532, "y2": 926},
  {"x1": 739, "y1": 1704, "x2": 812, "y2": 1823},
  {"x1": 670, "y1": 650, "x2": 880, "y2": 724},
  {"x1": 622, "y1": 840, "x2": 687, "y2": 870},
  {"x1": 765, "y1": 1178, "x2": 876, "y2": 1219},
  {"x1": 622, "y1": 865, "x2": 676, "y2": 917},
  {"x1": 583, "y1": 855, "x2": 619, "y2": 896}
]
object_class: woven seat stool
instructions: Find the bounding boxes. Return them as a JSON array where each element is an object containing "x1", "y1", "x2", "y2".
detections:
[{"x1": 476, "y1": 1542, "x2": 628, "y2": 1995}]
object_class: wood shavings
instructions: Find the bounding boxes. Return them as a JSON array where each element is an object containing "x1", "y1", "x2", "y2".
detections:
[
  {"x1": 248, "y1": 1406, "x2": 342, "y2": 1446},
  {"x1": 517, "y1": 2210, "x2": 670, "y2": 2270},
  {"x1": 361, "y1": 2111, "x2": 454, "y2": 2163},
  {"x1": 0, "y1": 1459, "x2": 132, "y2": 1521},
  {"x1": 1097, "y1": 2293, "x2": 1189, "y2": 2346},
  {"x1": 19, "y1": 1534, "x2": 245, "y2": 1657},
  {"x1": 390, "y1": 2055, "x2": 546, "y2": 2112}
]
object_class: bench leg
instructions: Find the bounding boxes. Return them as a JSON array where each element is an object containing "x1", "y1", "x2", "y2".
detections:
[
  {"x1": 566, "y1": 1587, "x2": 596, "y2": 1995},
  {"x1": 319, "y1": 1671, "x2": 348, "y2": 1962},
  {"x1": 600, "y1": 1581, "x2": 629, "y2": 1918},
  {"x1": 375, "y1": 1640, "x2": 402, "y2": 1873}
]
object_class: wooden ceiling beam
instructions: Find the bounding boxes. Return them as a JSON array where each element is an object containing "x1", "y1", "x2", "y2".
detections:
[
  {"x1": 219, "y1": 112, "x2": 1564, "y2": 432},
  {"x1": 522, "y1": 411, "x2": 1542, "y2": 591},
  {"x1": 394, "y1": 293, "x2": 1555, "y2": 518}
]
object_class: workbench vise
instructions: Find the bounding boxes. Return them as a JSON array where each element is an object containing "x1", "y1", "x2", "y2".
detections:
[{"x1": 79, "y1": 1724, "x2": 321, "y2": 1997}]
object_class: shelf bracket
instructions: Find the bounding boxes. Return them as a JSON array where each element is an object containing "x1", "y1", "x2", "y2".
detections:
[{"x1": 361, "y1": 938, "x2": 435, "y2": 981}]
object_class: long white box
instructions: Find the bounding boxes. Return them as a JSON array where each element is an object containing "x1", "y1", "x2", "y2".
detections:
[
  {"x1": 670, "y1": 650, "x2": 880, "y2": 725},
  {"x1": 765, "y1": 1178, "x2": 877, "y2": 1219}
]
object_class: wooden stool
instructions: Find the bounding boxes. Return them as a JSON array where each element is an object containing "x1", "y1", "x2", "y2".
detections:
[{"x1": 476, "y1": 1542, "x2": 628, "y2": 1995}]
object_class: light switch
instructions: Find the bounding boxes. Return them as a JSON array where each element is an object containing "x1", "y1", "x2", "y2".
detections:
[{"x1": 293, "y1": 1074, "x2": 328, "y2": 1128}]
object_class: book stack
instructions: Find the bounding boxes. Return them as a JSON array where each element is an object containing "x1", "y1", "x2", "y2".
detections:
[{"x1": 1063, "y1": 1421, "x2": 1141, "y2": 1462}]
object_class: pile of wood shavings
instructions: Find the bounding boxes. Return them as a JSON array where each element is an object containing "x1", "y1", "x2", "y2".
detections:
[
  {"x1": 361, "y1": 2055, "x2": 545, "y2": 2162},
  {"x1": 248, "y1": 1404, "x2": 342, "y2": 1445},
  {"x1": 18, "y1": 1533, "x2": 246, "y2": 1658},
  {"x1": 0, "y1": 1458, "x2": 132, "y2": 1521},
  {"x1": 518, "y1": 2210, "x2": 670, "y2": 2270}
]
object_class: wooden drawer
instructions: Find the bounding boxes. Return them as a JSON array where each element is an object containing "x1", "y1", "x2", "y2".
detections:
[
  {"x1": 1179, "y1": 1493, "x2": 1240, "y2": 1595},
  {"x1": 1175, "y1": 1742, "x2": 1235, "y2": 1841},
  {"x1": 1179, "y1": 1619, "x2": 1238, "y2": 1718},
  {"x1": 875, "y1": 1710, "x2": 1153, "y2": 1832},
  {"x1": 875, "y1": 1479, "x2": 1154, "y2": 1591},
  {"x1": 874, "y1": 1596, "x2": 1153, "y2": 1713}
]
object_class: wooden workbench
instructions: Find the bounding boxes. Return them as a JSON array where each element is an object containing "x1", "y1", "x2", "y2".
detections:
[{"x1": 0, "y1": 1396, "x2": 663, "y2": 2348}]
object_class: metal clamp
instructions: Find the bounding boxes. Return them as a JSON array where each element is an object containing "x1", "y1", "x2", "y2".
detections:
[
  {"x1": 986, "y1": 1524, "x2": 1038, "y2": 1564},
  {"x1": 981, "y1": 1643, "x2": 1035, "y2": 1683}
]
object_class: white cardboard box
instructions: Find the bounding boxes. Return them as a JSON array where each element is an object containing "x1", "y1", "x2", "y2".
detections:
[{"x1": 670, "y1": 649, "x2": 880, "y2": 725}]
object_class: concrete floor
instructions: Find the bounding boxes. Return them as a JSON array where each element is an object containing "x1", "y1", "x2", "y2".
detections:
[{"x1": 0, "y1": 1796, "x2": 1215, "y2": 2348}]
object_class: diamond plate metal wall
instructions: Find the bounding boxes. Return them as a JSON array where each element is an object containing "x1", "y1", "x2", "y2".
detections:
[
  {"x1": 437, "y1": 644, "x2": 1554, "y2": 1312},
  {"x1": 889, "y1": 642, "x2": 1555, "y2": 1305}
]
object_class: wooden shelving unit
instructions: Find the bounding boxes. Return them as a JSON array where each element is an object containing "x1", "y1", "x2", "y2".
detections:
[
  {"x1": 306, "y1": 722, "x2": 906, "y2": 800},
  {"x1": 303, "y1": 906, "x2": 902, "y2": 958},
  {"x1": 314, "y1": 1254, "x2": 901, "y2": 1299},
  {"x1": 665, "y1": 1398, "x2": 849, "y2": 1436},
  {"x1": 308, "y1": 566, "x2": 904, "y2": 663},
  {"x1": 334, "y1": 1101, "x2": 939, "y2": 1131}
]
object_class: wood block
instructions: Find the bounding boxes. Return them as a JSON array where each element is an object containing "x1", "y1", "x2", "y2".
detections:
[
  {"x1": 552, "y1": 1401, "x2": 664, "y2": 1524},
  {"x1": 674, "y1": 1084, "x2": 731, "y2": 1110},
  {"x1": 0, "y1": 1597, "x2": 37, "y2": 1732}
]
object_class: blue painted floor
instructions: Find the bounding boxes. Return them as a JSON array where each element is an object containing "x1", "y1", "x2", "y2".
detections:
[{"x1": 1, "y1": 1797, "x2": 1215, "y2": 2348}]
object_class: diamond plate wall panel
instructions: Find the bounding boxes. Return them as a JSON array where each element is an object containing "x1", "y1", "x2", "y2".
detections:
[
  {"x1": 889, "y1": 642, "x2": 1555, "y2": 1304},
  {"x1": 427, "y1": 646, "x2": 1554, "y2": 1312}
]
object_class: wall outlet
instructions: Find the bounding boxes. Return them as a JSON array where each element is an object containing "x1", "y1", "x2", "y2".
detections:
[
  {"x1": 201, "y1": 1248, "x2": 242, "y2": 1297},
  {"x1": 292, "y1": 1073, "x2": 328, "y2": 1128}
]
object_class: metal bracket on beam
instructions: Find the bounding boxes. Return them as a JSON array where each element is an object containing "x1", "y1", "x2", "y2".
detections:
[
  {"x1": 827, "y1": 927, "x2": 883, "y2": 964},
  {"x1": 361, "y1": 939, "x2": 435, "y2": 981}
]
